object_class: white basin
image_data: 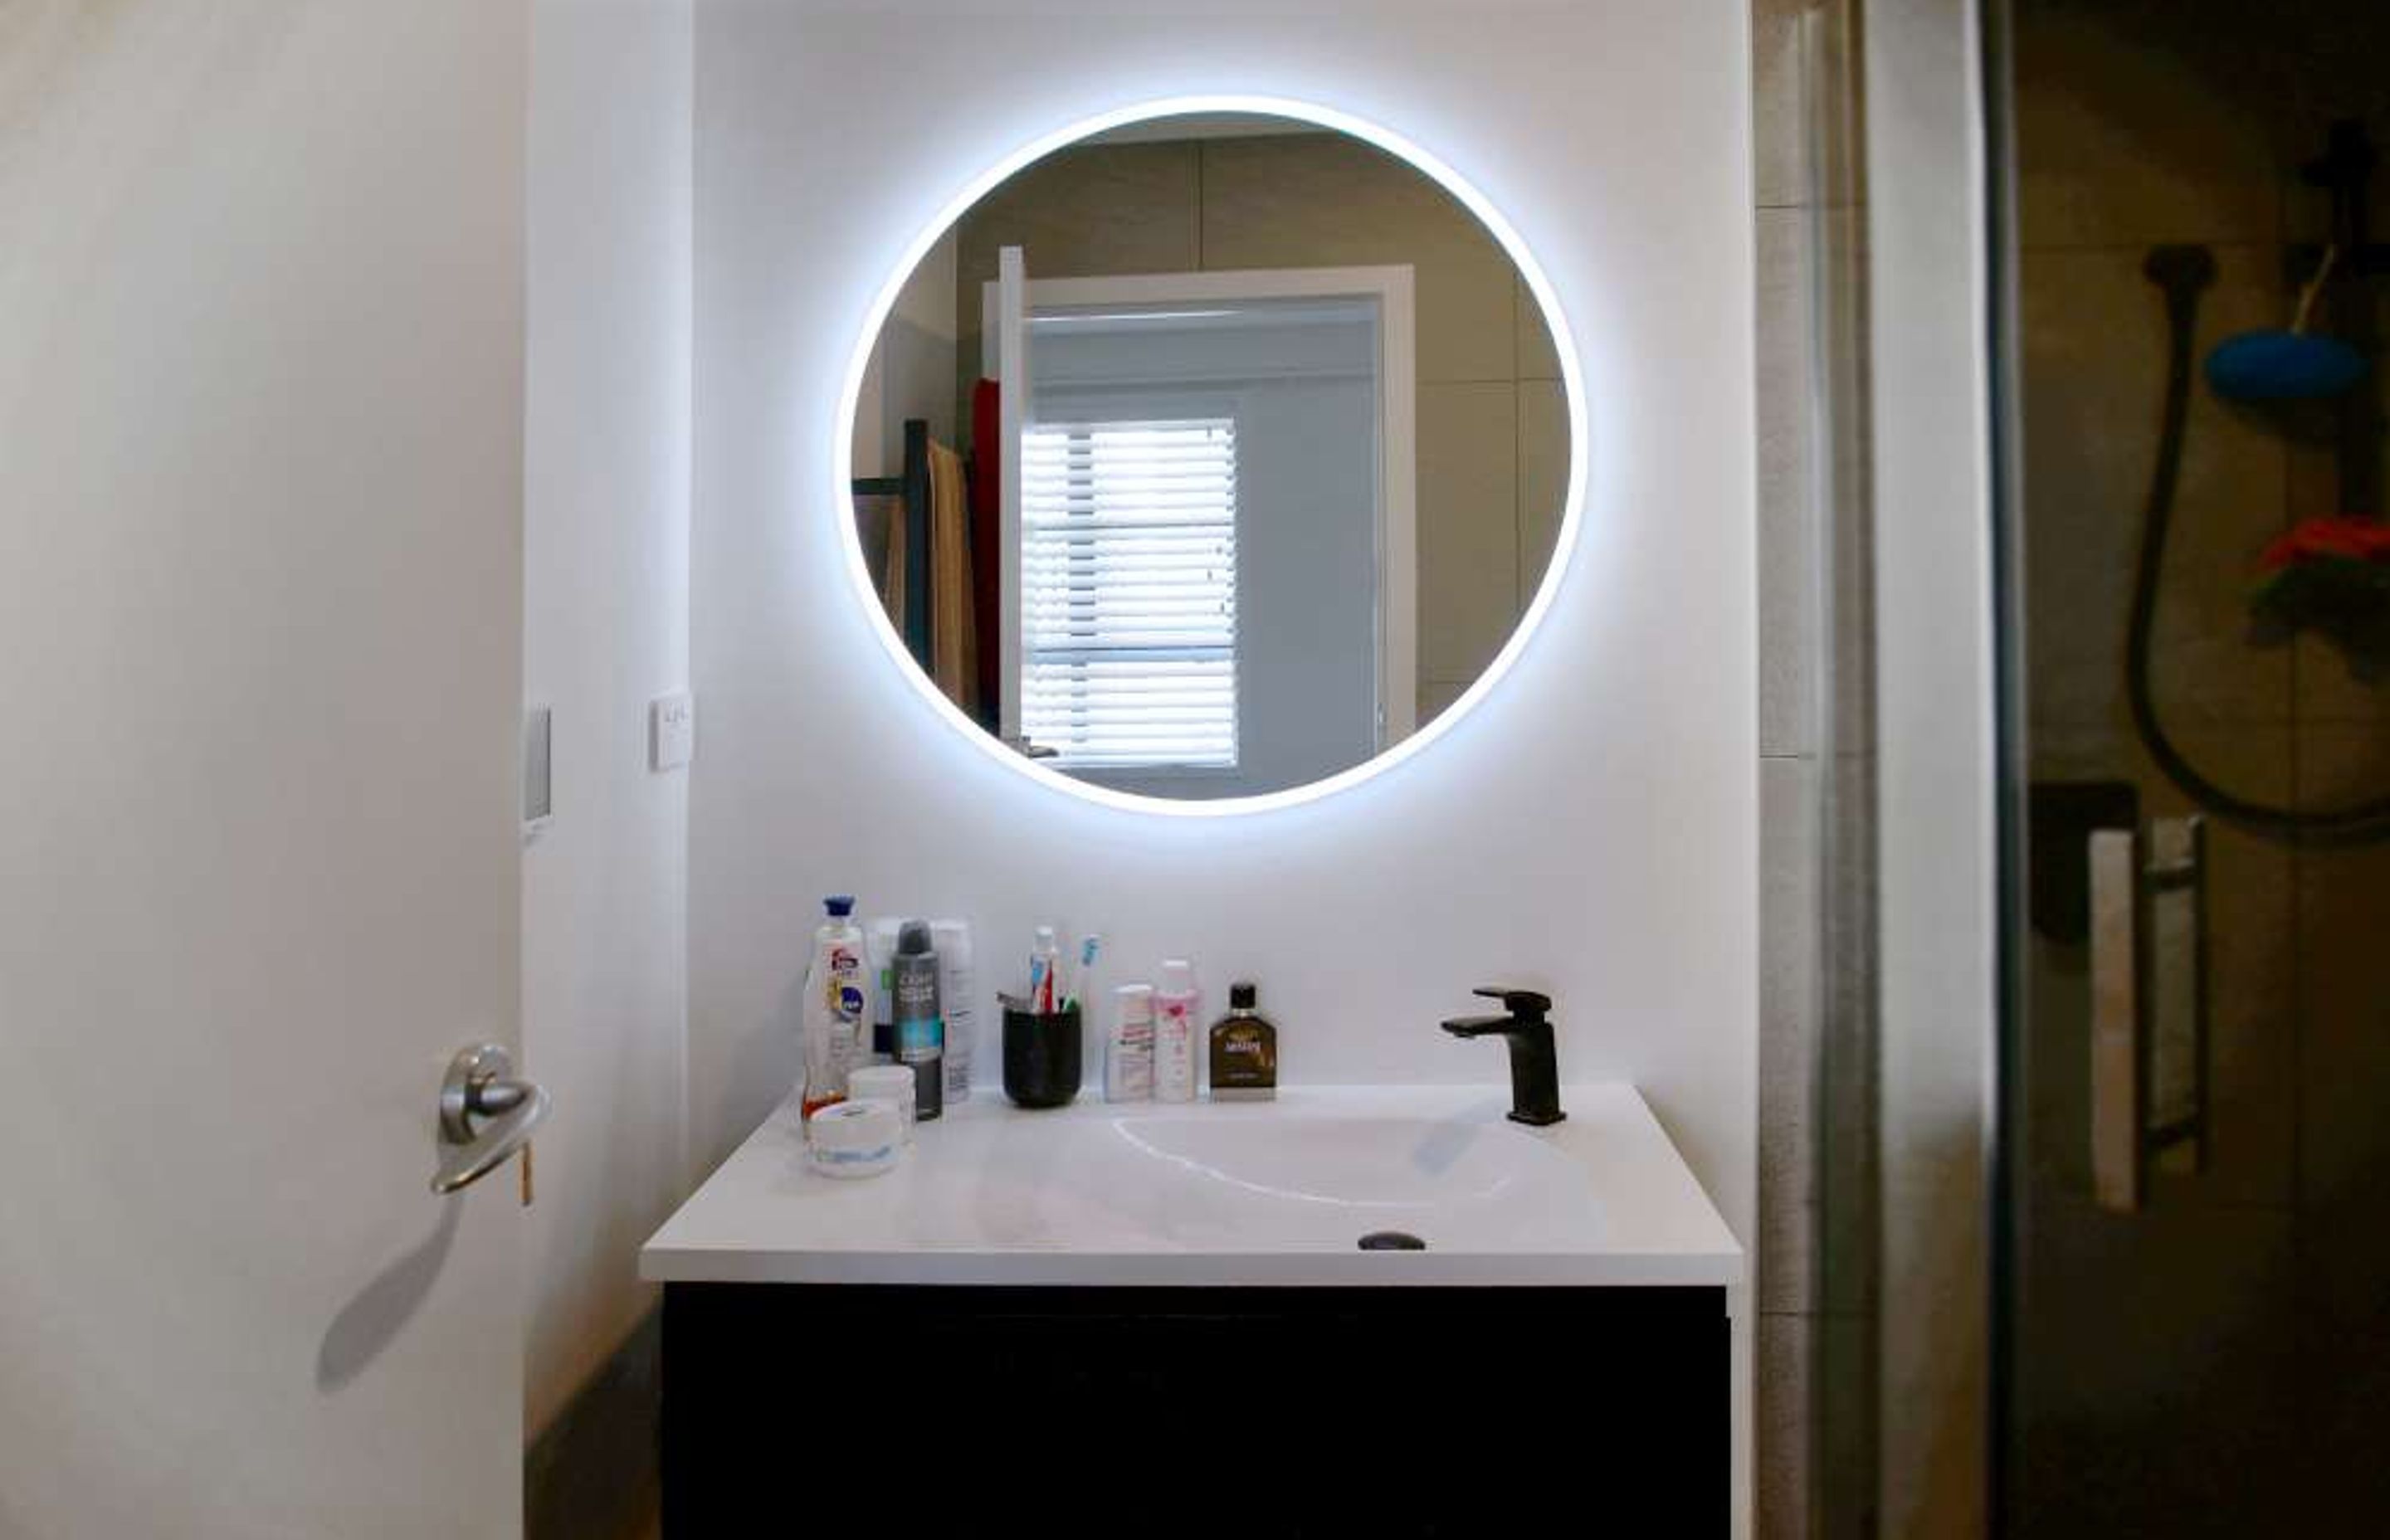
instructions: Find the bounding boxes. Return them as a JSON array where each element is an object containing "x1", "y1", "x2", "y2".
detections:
[
  {"x1": 976, "y1": 1113, "x2": 1607, "y2": 1252},
  {"x1": 642, "y1": 1084, "x2": 1741, "y2": 1289}
]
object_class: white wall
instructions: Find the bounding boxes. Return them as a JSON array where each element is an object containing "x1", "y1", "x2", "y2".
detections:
[
  {"x1": 694, "y1": 0, "x2": 1755, "y2": 1226},
  {"x1": 523, "y1": 0, "x2": 693, "y2": 1440}
]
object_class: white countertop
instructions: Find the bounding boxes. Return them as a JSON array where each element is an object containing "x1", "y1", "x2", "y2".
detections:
[{"x1": 641, "y1": 1082, "x2": 1741, "y2": 1289}]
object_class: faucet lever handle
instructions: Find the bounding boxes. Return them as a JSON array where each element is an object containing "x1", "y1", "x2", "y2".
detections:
[{"x1": 1472, "y1": 986, "x2": 1552, "y2": 1019}]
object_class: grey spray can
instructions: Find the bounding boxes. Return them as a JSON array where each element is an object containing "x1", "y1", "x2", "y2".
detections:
[{"x1": 892, "y1": 920, "x2": 944, "y2": 1120}]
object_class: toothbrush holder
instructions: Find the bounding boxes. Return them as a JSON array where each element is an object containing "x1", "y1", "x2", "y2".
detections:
[{"x1": 1001, "y1": 1002, "x2": 1082, "y2": 1109}]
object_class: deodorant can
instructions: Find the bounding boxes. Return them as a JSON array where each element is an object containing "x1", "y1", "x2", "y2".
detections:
[{"x1": 892, "y1": 919, "x2": 944, "y2": 1120}]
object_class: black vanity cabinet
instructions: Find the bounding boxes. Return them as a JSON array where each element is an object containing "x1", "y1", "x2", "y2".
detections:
[{"x1": 661, "y1": 1282, "x2": 1729, "y2": 1536}]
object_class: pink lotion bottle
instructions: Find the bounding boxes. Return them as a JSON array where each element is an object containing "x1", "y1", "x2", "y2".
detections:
[{"x1": 1152, "y1": 959, "x2": 1202, "y2": 1103}]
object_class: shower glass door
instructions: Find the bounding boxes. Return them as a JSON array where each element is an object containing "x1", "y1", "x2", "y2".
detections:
[{"x1": 1995, "y1": 0, "x2": 2390, "y2": 1533}]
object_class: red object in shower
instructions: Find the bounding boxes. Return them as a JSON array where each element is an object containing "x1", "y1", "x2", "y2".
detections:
[{"x1": 2259, "y1": 514, "x2": 2390, "y2": 570}]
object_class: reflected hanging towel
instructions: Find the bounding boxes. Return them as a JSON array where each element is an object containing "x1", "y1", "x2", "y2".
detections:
[
  {"x1": 971, "y1": 378, "x2": 1002, "y2": 726},
  {"x1": 929, "y1": 438, "x2": 978, "y2": 711}
]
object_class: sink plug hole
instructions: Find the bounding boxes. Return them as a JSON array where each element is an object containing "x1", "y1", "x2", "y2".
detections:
[{"x1": 1358, "y1": 1231, "x2": 1427, "y2": 1251}]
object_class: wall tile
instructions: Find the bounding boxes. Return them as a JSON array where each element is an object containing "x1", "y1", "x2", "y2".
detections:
[
  {"x1": 1761, "y1": 757, "x2": 1821, "y2": 1313},
  {"x1": 2013, "y1": 8, "x2": 2282, "y2": 250},
  {"x1": 1199, "y1": 132, "x2": 1517, "y2": 383},
  {"x1": 1518, "y1": 378, "x2": 1568, "y2": 604},
  {"x1": 2292, "y1": 728, "x2": 2390, "y2": 1328},
  {"x1": 1758, "y1": 208, "x2": 1821, "y2": 757},
  {"x1": 1416, "y1": 382, "x2": 1519, "y2": 680},
  {"x1": 2021, "y1": 243, "x2": 2291, "y2": 733},
  {"x1": 1758, "y1": 1313, "x2": 1815, "y2": 1540},
  {"x1": 2011, "y1": 1199, "x2": 2300, "y2": 1533},
  {"x1": 1751, "y1": 0, "x2": 1815, "y2": 210}
]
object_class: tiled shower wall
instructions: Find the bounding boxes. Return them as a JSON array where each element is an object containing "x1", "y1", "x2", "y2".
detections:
[
  {"x1": 1753, "y1": 0, "x2": 1875, "y2": 1536},
  {"x1": 2011, "y1": 0, "x2": 2390, "y2": 1525}
]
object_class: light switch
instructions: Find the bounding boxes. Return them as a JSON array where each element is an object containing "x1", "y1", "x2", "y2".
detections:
[{"x1": 650, "y1": 690, "x2": 694, "y2": 772}]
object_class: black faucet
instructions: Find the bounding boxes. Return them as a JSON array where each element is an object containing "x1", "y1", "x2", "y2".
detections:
[{"x1": 1441, "y1": 987, "x2": 1564, "y2": 1127}]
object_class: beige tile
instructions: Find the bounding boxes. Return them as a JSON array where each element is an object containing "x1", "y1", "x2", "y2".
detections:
[
  {"x1": 2012, "y1": 1198, "x2": 2300, "y2": 1531},
  {"x1": 2021, "y1": 244, "x2": 2291, "y2": 733},
  {"x1": 1818, "y1": 207, "x2": 1875, "y2": 757},
  {"x1": 1514, "y1": 273, "x2": 1563, "y2": 382},
  {"x1": 2289, "y1": 738, "x2": 2390, "y2": 1501},
  {"x1": 2294, "y1": 727, "x2": 2390, "y2": 1217},
  {"x1": 1416, "y1": 382, "x2": 1519, "y2": 680},
  {"x1": 1816, "y1": 1312, "x2": 1876, "y2": 1527},
  {"x1": 1758, "y1": 207, "x2": 1821, "y2": 757},
  {"x1": 1517, "y1": 378, "x2": 1568, "y2": 605},
  {"x1": 1761, "y1": 758, "x2": 1822, "y2": 1313},
  {"x1": 2025, "y1": 721, "x2": 2296, "y2": 1209},
  {"x1": 1819, "y1": 754, "x2": 1878, "y2": 1318},
  {"x1": 1199, "y1": 133, "x2": 1518, "y2": 383},
  {"x1": 2013, "y1": 8, "x2": 2281, "y2": 250},
  {"x1": 1757, "y1": 1314, "x2": 1814, "y2": 1540}
]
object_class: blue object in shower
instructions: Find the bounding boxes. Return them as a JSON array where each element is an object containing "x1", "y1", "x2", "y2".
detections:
[{"x1": 2204, "y1": 329, "x2": 2368, "y2": 402}]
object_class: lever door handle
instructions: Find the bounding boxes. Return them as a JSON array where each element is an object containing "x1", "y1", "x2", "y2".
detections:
[{"x1": 432, "y1": 1043, "x2": 550, "y2": 1196}]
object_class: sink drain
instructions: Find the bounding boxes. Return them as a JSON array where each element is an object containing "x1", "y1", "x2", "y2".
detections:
[{"x1": 1357, "y1": 1231, "x2": 1427, "y2": 1251}]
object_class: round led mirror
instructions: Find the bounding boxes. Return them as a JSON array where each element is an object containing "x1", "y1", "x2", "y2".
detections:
[{"x1": 841, "y1": 102, "x2": 1579, "y2": 808}]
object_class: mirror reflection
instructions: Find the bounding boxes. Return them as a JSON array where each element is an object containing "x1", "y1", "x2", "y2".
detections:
[{"x1": 850, "y1": 112, "x2": 1568, "y2": 799}]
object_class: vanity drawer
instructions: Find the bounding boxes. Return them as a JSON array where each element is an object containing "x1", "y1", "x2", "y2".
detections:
[{"x1": 661, "y1": 1283, "x2": 1728, "y2": 1536}]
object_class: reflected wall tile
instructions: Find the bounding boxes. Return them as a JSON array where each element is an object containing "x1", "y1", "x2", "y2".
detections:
[
  {"x1": 1518, "y1": 378, "x2": 1568, "y2": 602},
  {"x1": 1416, "y1": 675, "x2": 1466, "y2": 728},
  {"x1": 1416, "y1": 381, "x2": 1519, "y2": 680},
  {"x1": 1199, "y1": 133, "x2": 1517, "y2": 383},
  {"x1": 1515, "y1": 274, "x2": 1563, "y2": 382}
]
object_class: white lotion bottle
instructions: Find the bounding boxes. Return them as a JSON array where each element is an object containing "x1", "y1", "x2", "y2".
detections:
[
  {"x1": 1152, "y1": 959, "x2": 1201, "y2": 1104},
  {"x1": 931, "y1": 919, "x2": 975, "y2": 1103},
  {"x1": 1105, "y1": 983, "x2": 1156, "y2": 1102}
]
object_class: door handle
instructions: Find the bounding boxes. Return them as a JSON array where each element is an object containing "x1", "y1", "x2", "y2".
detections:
[{"x1": 433, "y1": 1043, "x2": 549, "y2": 1196}]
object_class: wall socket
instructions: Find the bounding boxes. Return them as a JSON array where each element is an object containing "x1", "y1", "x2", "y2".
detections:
[{"x1": 650, "y1": 691, "x2": 694, "y2": 772}]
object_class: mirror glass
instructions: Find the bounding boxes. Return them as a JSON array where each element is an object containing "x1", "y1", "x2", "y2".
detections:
[{"x1": 849, "y1": 110, "x2": 1570, "y2": 801}]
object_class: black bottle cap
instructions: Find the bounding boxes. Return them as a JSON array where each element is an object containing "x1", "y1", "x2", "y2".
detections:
[
  {"x1": 1229, "y1": 982, "x2": 1256, "y2": 1010},
  {"x1": 897, "y1": 919, "x2": 932, "y2": 956}
]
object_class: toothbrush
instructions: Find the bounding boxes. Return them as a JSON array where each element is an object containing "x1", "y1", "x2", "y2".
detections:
[{"x1": 1064, "y1": 934, "x2": 1101, "y2": 1013}]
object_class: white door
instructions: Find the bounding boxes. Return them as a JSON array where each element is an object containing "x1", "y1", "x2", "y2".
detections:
[{"x1": 0, "y1": 4, "x2": 532, "y2": 1538}]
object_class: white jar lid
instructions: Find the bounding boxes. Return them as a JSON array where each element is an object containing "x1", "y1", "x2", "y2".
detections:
[{"x1": 807, "y1": 1099, "x2": 900, "y2": 1177}]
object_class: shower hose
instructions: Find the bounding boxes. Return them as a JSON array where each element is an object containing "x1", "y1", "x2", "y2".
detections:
[{"x1": 2131, "y1": 244, "x2": 2390, "y2": 846}]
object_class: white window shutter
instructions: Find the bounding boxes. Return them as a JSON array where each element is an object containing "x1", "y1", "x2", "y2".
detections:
[{"x1": 1019, "y1": 417, "x2": 1239, "y2": 769}]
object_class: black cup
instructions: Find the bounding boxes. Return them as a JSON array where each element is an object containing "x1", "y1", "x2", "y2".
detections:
[{"x1": 1002, "y1": 1003, "x2": 1082, "y2": 1109}]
